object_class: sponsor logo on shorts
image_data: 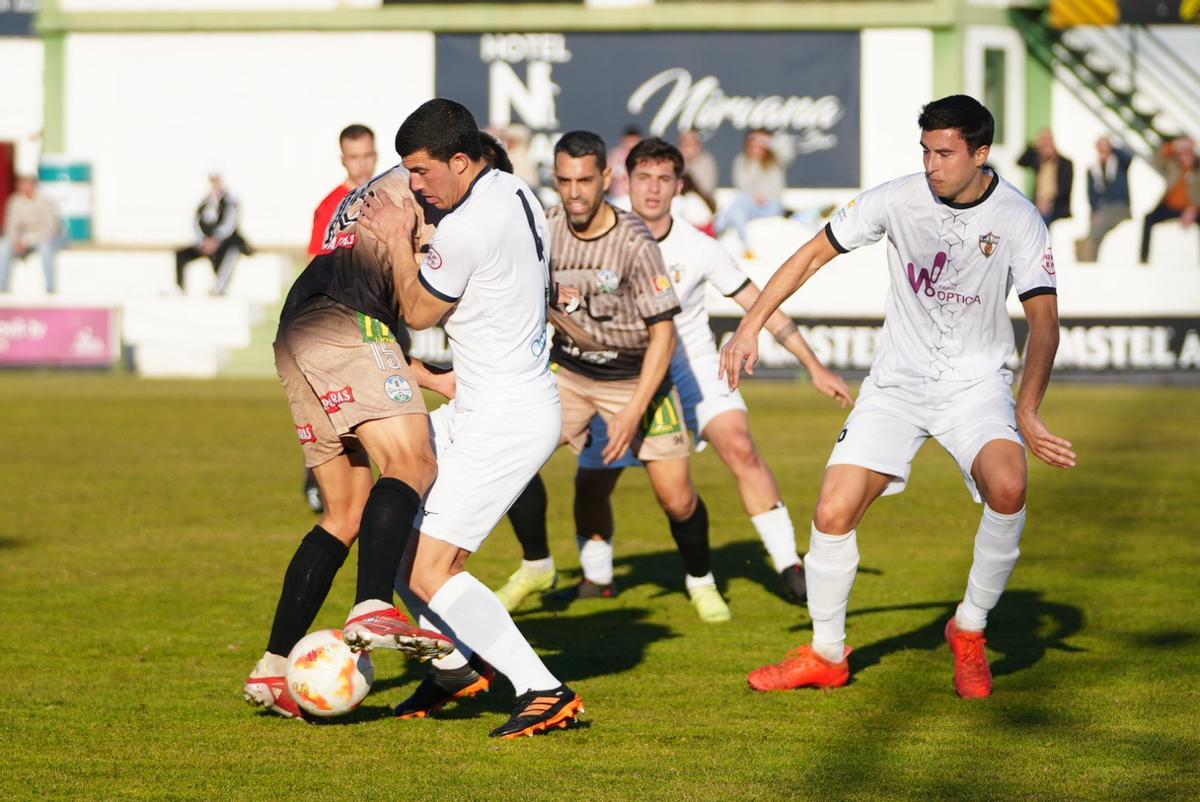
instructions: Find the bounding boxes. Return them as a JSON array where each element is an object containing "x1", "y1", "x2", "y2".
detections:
[
  {"x1": 652, "y1": 274, "x2": 672, "y2": 294},
  {"x1": 597, "y1": 268, "x2": 620, "y2": 294},
  {"x1": 424, "y1": 246, "x2": 443, "y2": 271},
  {"x1": 1041, "y1": 247, "x2": 1056, "y2": 276},
  {"x1": 297, "y1": 423, "x2": 317, "y2": 444},
  {"x1": 320, "y1": 385, "x2": 356, "y2": 413},
  {"x1": 332, "y1": 232, "x2": 357, "y2": 250},
  {"x1": 384, "y1": 375, "x2": 413, "y2": 403},
  {"x1": 357, "y1": 313, "x2": 396, "y2": 344},
  {"x1": 531, "y1": 328, "x2": 547, "y2": 356},
  {"x1": 979, "y1": 232, "x2": 1000, "y2": 258},
  {"x1": 642, "y1": 392, "x2": 683, "y2": 437}
]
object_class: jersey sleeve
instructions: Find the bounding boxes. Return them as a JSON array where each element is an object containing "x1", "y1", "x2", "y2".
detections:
[
  {"x1": 825, "y1": 181, "x2": 891, "y2": 253},
  {"x1": 1009, "y1": 207, "x2": 1057, "y2": 301},
  {"x1": 630, "y1": 235, "x2": 681, "y2": 325},
  {"x1": 419, "y1": 213, "x2": 485, "y2": 303},
  {"x1": 702, "y1": 237, "x2": 751, "y2": 296}
]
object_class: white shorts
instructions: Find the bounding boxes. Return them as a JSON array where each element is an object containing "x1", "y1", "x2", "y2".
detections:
[
  {"x1": 417, "y1": 397, "x2": 562, "y2": 552},
  {"x1": 827, "y1": 375, "x2": 1024, "y2": 503},
  {"x1": 576, "y1": 346, "x2": 746, "y2": 470}
]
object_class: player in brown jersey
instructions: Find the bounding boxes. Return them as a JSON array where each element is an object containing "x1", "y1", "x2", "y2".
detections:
[
  {"x1": 497, "y1": 130, "x2": 732, "y2": 623},
  {"x1": 244, "y1": 166, "x2": 462, "y2": 720}
]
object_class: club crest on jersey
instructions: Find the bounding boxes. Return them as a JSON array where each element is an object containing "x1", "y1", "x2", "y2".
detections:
[
  {"x1": 320, "y1": 386, "x2": 355, "y2": 413},
  {"x1": 423, "y1": 247, "x2": 443, "y2": 270},
  {"x1": 597, "y1": 268, "x2": 620, "y2": 294},
  {"x1": 296, "y1": 423, "x2": 317, "y2": 444},
  {"x1": 652, "y1": 274, "x2": 672, "y2": 294},
  {"x1": 979, "y1": 232, "x2": 1000, "y2": 258},
  {"x1": 1042, "y1": 248, "x2": 1056, "y2": 275},
  {"x1": 384, "y1": 376, "x2": 412, "y2": 403}
]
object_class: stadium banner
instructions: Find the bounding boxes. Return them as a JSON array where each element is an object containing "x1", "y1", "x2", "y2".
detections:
[
  {"x1": 0, "y1": 0, "x2": 37, "y2": 37},
  {"x1": 435, "y1": 31, "x2": 861, "y2": 188},
  {"x1": 0, "y1": 307, "x2": 120, "y2": 367}
]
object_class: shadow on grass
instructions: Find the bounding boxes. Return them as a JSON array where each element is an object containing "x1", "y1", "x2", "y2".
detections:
[
  {"x1": 0, "y1": 536, "x2": 26, "y2": 550},
  {"x1": 846, "y1": 589, "x2": 1086, "y2": 681}
]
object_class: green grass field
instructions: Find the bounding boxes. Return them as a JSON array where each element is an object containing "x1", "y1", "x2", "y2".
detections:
[{"x1": 1, "y1": 375, "x2": 1198, "y2": 801}]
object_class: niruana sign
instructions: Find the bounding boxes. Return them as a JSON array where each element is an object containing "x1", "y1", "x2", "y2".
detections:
[{"x1": 434, "y1": 32, "x2": 862, "y2": 188}]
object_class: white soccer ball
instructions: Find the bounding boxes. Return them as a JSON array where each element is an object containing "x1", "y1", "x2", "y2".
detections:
[{"x1": 285, "y1": 629, "x2": 374, "y2": 717}]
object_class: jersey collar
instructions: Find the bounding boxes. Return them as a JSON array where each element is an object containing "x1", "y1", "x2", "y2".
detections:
[
  {"x1": 654, "y1": 217, "x2": 674, "y2": 243},
  {"x1": 938, "y1": 169, "x2": 998, "y2": 210},
  {"x1": 446, "y1": 164, "x2": 492, "y2": 214}
]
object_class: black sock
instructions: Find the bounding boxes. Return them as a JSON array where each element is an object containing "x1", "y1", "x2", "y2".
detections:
[
  {"x1": 355, "y1": 477, "x2": 421, "y2": 605},
  {"x1": 507, "y1": 473, "x2": 550, "y2": 561},
  {"x1": 266, "y1": 526, "x2": 349, "y2": 656},
  {"x1": 669, "y1": 496, "x2": 711, "y2": 578},
  {"x1": 574, "y1": 467, "x2": 622, "y2": 541}
]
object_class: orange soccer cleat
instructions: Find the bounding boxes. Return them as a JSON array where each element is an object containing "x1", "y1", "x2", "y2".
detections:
[{"x1": 945, "y1": 618, "x2": 993, "y2": 698}]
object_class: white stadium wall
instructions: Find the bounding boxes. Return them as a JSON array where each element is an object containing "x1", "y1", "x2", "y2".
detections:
[{"x1": 62, "y1": 31, "x2": 434, "y2": 247}]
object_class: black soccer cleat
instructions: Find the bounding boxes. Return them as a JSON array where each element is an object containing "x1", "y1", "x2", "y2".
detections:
[
  {"x1": 395, "y1": 659, "x2": 495, "y2": 719},
  {"x1": 550, "y1": 578, "x2": 616, "y2": 603},
  {"x1": 489, "y1": 685, "x2": 584, "y2": 739},
  {"x1": 780, "y1": 563, "x2": 807, "y2": 604}
]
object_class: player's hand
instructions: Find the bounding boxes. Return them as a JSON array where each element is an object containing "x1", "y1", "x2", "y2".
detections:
[
  {"x1": 425, "y1": 369, "x2": 456, "y2": 400},
  {"x1": 359, "y1": 190, "x2": 417, "y2": 250},
  {"x1": 1016, "y1": 408, "x2": 1076, "y2": 468},
  {"x1": 718, "y1": 325, "x2": 760, "y2": 391},
  {"x1": 555, "y1": 283, "x2": 582, "y2": 314},
  {"x1": 811, "y1": 366, "x2": 853, "y2": 408},
  {"x1": 200, "y1": 237, "x2": 219, "y2": 256},
  {"x1": 603, "y1": 406, "x2": 640, "y2": 465}
]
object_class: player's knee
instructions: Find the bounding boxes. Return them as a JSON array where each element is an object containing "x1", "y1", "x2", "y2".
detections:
[
  {"x1": 813, "y1": 496, "x2": 857, "y2": 535},
  {"x1": 722, "y1": 435, "x2": 763, "y2": 475},
  {"x1": 984, "y1": 476, "x2": 1026, "y2": 514},
  {"x1": 575, "y1": 468, "x2": 620, "y2": 499},
  {"x1": 658, "y1": 488, "x2": 697, "y2": 522}
]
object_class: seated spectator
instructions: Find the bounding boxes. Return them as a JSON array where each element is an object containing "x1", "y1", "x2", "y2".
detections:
[
  {"x1": 175, "y1": 171, "x2": 251, "y2": 296},
  {"x1": 1018, "y1": 129, "x2": 1074, "y2": 226},
  {"x1": 1076, "y1": 137, "x2": 1132, "y2": 263},
  {"x1": 607, "y1": 124, "x2": 643, "y2": 207},
  {"x1": 1140, "y1": 136, "x2": 1200, "y2": 264},
  {"x1": 673, "y1": 172, "x2": 718, "y2": 237},
  {"x1": 0, "y1": 174, "x2": 62, "y2": 294},
  {"x1": 717, "y1": 128, "x2": 792, "y2": 259},
  {"x1": 678, "y1": 128, "x2": 719, "y2": 198}
]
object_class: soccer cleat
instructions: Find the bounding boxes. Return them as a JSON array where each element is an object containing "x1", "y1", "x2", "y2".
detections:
[
  {"x1": 489, "y1": 685, "x2": 584, "y2": 739},
  {"x1": 494, "y1": 564, "x2": 558, "y2": 612},
  {"x1": 244, "y1": 669, "x2": 305, "y2": 720},
  {"x1": 945, "y1": 618, "x2": 993, "y2": 698},
  {"x1": 779, "y1": 563, "x2": 807, "y2": 604},
  {"x1": 549, "y1": 578, "x2": 616, "y2": 604},
  {"x1": 303, "y1": 469, "x2": 324, "y2": 514},
  {"x1": 342, "y1": 606, "x2": 455, "y2": 660},
  {"x1": 747, "y1": 644, "x2": 851, "y2": 692},
  {"x1": 395, "y1": 659, "x2": 496, "y2": 719},
  {"x1": 688, "y1": 583, "x2": 732, "y2": 623}
]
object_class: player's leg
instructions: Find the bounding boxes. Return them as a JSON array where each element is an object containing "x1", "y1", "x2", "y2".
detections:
[
  {"x1": 702, "y1": 408, "x2": 807, "y2": 601},
  {"x1": 174, "y1": 246, "x2": 201, "y2": 290},
  {"x1": 210, "y1": 238, "x2": 239, "y2": 295},
  {"x1": 572, "y1": 465, "x2": 625, "y2": 595}
]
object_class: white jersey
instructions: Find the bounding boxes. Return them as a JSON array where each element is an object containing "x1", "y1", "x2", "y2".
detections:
[
  {"x1": 826, "y1": 171, "x2": 1055, "y2": 388},
  {"x1": 418, "y1": 168, "x2": 557, "y2": 410},
  {"x1": 659, "y1": 217, "x2": 750, "y2": 361}
]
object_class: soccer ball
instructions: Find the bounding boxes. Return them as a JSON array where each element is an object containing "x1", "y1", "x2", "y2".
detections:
[{"x1": 285, "y1": 629, "x2": 374, "y2": 717}]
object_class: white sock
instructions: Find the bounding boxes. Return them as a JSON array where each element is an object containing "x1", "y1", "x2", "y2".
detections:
[
  {"x1": 577, "y1": 535, "x2": 614, "y2": 585},
  {"x1": 428, "y1": 572, "x2": 559, "y2": 694},
  {"x1": 956, "y1": 505, "x2": 1025, "y2": 631},
  {"x1": 347, "y1": 598, "x2": 391, "y2": 620},
  {"x1": 806, "y1": 524, "x2": 859, "y2": 663},
  {"x1": 751, "y1": 503, "x2": 801, "y2": 572},
  {"x1": 393, "y1": 575, "x2": 472, "y2": 670},
  {"x1": 684, "y1": 571, "x2": 716, "y2": 591},
  {"x1": 522, "y1": 556, "x2": 555, "y2": 573},
  {"x1": 259, "y1": 651, "x2": 287, "y2": 675}
]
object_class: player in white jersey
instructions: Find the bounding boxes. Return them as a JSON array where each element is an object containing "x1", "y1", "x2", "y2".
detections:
[
  {"x1": 357, "y1": 99, "x2": 582, "y2": 738},
  {"x1": 721, "y1": 95, "x2": 1076, "y2": 699},
  {"x1": 571, "y1": 138, "x2": 852, "y2": 603}
]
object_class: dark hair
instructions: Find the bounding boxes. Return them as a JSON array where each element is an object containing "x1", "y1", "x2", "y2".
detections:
[
  {"x1": 621, "y1": 124, "x2": 643, "y2": 139},
  {"x1": 917, "y1": 95, "x2": 995, "y2": 154},
  {"x1": 339, "y1": 124, "x2": 374, "y2": 145},
  {"x1": 625, "y1": 137, "x2": 684, "y2": 180},
  {"x1": 395, "y1": 98, "x2": 483, "y2": 162},
  {"x1": 479, "y1": 131, "x2": 513, "y2": 174},
  {"x1": 554, "y1": 130, "x2": 607, "y2": 169}
]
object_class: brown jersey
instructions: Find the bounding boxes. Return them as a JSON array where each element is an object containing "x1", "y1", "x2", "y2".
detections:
[
  {"x1": 548, "y1": 204, "x2": 681, "y2": 380},
  {"x1": 280, "y1": 166, "x2": 436, "y2": 346}
]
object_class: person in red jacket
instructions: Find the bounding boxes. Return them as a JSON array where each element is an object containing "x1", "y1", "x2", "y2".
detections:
[{"x1": 302, "y1": 124, "x2": 379, "y2": 512}]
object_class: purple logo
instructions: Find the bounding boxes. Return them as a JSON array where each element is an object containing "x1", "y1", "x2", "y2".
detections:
[{"x1": 906, "y1": 252, "x2": 947, "y2": 297}]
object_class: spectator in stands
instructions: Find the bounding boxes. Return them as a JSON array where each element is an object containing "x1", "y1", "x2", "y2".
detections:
[
  {"x1": 717, "y1": 128, "x2": 792, "y2": 259},
  {"x1": 1076, "y1": 136, "x2": 1132, "y2": 263},
  {"x1": 1018, "y1": 129, "x2": 1074, "y2": 226},
  {"x1": 493, "y1": 124, "x2": 541, "y2": 194},
  {"x1": 1140, "y1": 136, "x2": 1200, "y2": 264},
  {"x1": 175, "y1": 171, "x2": 251, "y2": 295},
  {"x1": 0, "y1": 174, "x2": 62, "y2": 294},
  {"x1": 308, "y1": 124, "x2": 377, "y2": 258},
  {"x1": 678, "y1": 128, "x2": 719, "y2": 198},
  {"x1": 606, "y1": 124, "x2": 643, "y2": 207}
]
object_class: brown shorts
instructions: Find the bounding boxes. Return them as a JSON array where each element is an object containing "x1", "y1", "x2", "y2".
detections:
[
  {"x1": 556, "y1": 365, "x2": 690, "y2": 462},
  {"x1": 274, "y1": 298, "x2": 427, "y2": 468}
]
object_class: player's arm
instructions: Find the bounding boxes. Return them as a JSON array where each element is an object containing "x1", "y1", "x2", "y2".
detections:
[
  {"x1": 602, "y1": 319, "x2": 675, "y2": 464},
  {"x1": 357, "y1": 191, "x2": 454, "y2": 330},
  {"x1": 1016, "y1": 294, "x2": 1075, "y2": 468},
  {"x1": 409, "y1": 357, "x2": 456, "y2": 400},
  {"x1": 730, "y1": 283, "x2": 852, "y2": 407},
  {"x1": 719, "y1": 228, "x2": 840, "y2": 389}
]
